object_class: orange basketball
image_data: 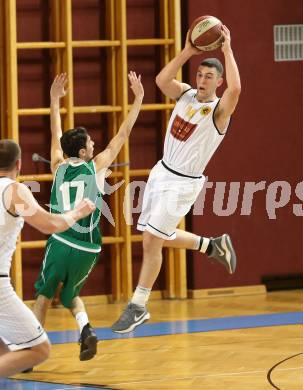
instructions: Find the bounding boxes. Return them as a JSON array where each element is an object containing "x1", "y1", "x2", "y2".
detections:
[{"x1": 189, "y1": 15, "x2": 223, "y2": 51}]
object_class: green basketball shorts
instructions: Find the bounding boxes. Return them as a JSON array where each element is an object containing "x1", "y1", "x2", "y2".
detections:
[{"x1": 35, "y1": 235, "x2": 100, "y2": 308}]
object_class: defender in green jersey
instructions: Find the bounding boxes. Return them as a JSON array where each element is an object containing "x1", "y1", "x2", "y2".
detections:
[
  {"x1": 35, "y1": 159, "x2": 102, "y2": 309},
  {"x1": 32, "y1": 72, "x2": 144, "y2": 362}
]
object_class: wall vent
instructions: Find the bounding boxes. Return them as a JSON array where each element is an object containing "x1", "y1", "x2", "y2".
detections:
[{"x1": 274, "y1": 24, "x2": 303, "y2": 61}]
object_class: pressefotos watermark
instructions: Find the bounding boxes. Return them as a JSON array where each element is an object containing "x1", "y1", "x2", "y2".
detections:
[
  {"x1": 2, "y1": 172, "x2": 303, "y2": 230},
  {"x1": 125, "y1": 177, "x2": 303, "y2": 222},
  {"x1": 191, "y1": 178, "x2": 303, "y2": 219}
]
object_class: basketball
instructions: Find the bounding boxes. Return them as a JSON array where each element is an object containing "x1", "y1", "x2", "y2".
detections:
[{"x1": 189, "y1": 15, "x2": 223, "y2": 51}]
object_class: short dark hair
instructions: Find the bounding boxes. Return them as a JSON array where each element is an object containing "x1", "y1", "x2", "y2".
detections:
[
  {"x1": 0, "y1": 139, "x2": 21, "y2": 170},
  {"x1": 200, "y1": 58, "x2": 224, "y2": 76},
  {"x1": 60, "y1": 127, "x2": 88, "y2": 158}
]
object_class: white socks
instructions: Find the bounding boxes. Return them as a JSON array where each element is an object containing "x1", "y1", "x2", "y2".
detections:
[
  {"x1": 131, "y1": 285, "x2": 151, "y2": 307},
  {"x1": 75, "y1": 311, "x2": 89, "y2": 333},
  {"x1": 199, "y1": 237, "x2": 210, "y2": 253}
]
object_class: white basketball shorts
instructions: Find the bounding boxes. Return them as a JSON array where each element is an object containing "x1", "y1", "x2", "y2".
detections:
[
  {"x1": 0, "y1": 277, "x2": 48, "y2": 351},
  {"x1": 137, "y1": 161, "x2": 205, "y2": 240}
]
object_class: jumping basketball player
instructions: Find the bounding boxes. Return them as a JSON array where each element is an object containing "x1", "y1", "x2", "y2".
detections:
[
  {"x1": 0, "y1": 139, "x2": 95, "y2": 376},
  {"x1": 32, "y1": 71, "x2": 144, "y2": 362},
  {"x1": 112, "y1": 25, "x2": 241, "y2": 333}
]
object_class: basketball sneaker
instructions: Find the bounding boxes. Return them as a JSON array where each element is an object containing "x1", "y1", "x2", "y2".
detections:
[
  {"x1": 22, "y1": 367, "x2": 33, "y2": 373},
  {"x1": 111, "y1": 303, "x2": 150, "y2": 334},
  {"x1": 79, "y1": 323, "x2": 98, "y2": 361},
  {"x1": 209, "y1": 234, "x2": 237, "y2": 274}
]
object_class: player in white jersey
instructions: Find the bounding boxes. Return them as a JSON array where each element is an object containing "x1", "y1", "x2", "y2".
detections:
[
  {"x1": 112, "y1": 25, "x2": 241, "y2": 333},
  {"x1": 0, "y1": 139, "x2": 95, "y2": 376}
]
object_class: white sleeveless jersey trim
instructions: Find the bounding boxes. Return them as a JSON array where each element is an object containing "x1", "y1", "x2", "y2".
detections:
[
  {"x1": 0, "y1": 178, "x2": 24, "y2": 275},
  {"x1": 92, "y1": 159, "x2": 106, "y2": 195},
  {"x1": 163, "y1": 89, "x2": 230, "y2": 176}
]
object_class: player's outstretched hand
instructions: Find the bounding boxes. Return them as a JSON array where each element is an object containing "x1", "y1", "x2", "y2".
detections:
[
  {"x1": 50, "y1": 73, "x2": 68, "y2": 100},
  {"x1": 128, "y1": 71, "x2": 144, "y2": 100},
  {"x1": 221, "y1": 25, "x2": 231, "y2": 53}
]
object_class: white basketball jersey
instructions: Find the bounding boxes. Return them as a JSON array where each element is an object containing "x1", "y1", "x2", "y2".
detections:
[
  {"x1": 163, "y1": 89, "x2": 230, "y2": 177},
  {"x1": 0, "y1": 178, "x2": 24, "y2": 275}
]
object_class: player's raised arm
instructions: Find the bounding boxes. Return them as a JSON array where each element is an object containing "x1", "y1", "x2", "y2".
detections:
[
  {"x1": 215, "y1": 25, "x2": 241, "y2": 131},
  {"x1": 155, "y1": 31, "x2": 200, "y2": 100},
  {"x1": 94, "y1": 71, "x2": 144, "y2": 172},
  {"x1": 50, "y1": 73, "x2": 68, "y2": 173}
]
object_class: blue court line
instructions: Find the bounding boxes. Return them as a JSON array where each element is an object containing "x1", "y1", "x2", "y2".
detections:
[
  {"x1": 47, "y1": 311, "x2": 303, "y2": 344},
  {"x1": 2, "y1": 311, "x2": 302, "y2": 390},
  {"x1": 0, "y1": 378, "x2": 107, "y2": 390}
]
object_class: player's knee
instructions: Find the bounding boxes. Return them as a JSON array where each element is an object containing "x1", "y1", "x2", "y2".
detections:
[
  {"x1": 40, "y1": 340, "x2": 51, "y2": 360},
  {"x1": 143, "y1": 231, "x2": 163, "y2": 253},
  {"x1": 36, "y1": 294, "x2": 51, "y2": 306},
  {"x1": 70, "y1": 296, "x2": 84, "y2": 310},
  {"x1": 42, "y1": 275, "x2": 61, "y2": 298},
  {"x1": 33, "y1": 339, "x2": 51, "y2": 362}
]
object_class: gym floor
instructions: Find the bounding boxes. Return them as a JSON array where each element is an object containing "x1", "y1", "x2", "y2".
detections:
[{"x1": 3, "y1": 289, "x2": 303, "y2": 389}]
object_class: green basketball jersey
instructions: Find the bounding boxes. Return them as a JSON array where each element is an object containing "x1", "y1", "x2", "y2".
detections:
[{"x1": 50, "y1": 159, "x2": 102, "y2": 251}]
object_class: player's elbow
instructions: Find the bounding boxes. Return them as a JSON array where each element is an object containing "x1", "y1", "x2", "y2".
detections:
[
  {"x1": 156, "y1": 76, "x2": 169, "y2": 96},
  {"x1": 235, "y1": 85, "x2": 241, "y2": 96},
  {"x1": 228, "y1": 86, "x2": 241, "y2": 102},
  {"x1": 155, "y1": 74, "x2": 165, "y2": 89},
  {"x1": 231, "y1": 82, "x2": 241, "y2": 96}
]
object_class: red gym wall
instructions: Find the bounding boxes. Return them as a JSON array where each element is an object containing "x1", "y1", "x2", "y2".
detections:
[{"x1": 17, "y1": 0, "x2": 303, "y2": 298}]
